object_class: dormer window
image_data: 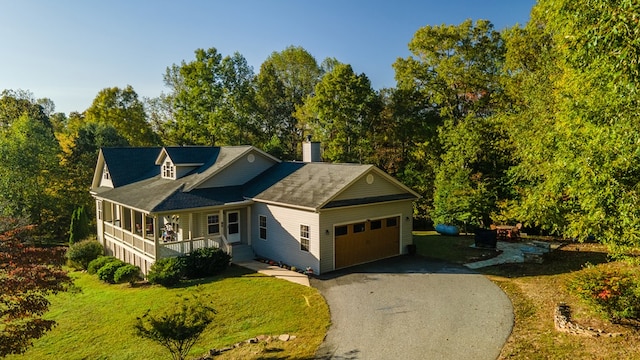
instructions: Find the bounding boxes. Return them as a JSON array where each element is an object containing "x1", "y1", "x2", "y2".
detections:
[
  {"x1": 103, "y1": 164, "x2": 110, "y2": 180},
  {"x1": 162, "y1": 161, "x2": 175, "y2": 179}
]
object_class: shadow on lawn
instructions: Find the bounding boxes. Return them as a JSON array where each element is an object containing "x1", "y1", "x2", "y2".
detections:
[{"x1": 170, "y1": 264, "x2": 258, "y2": 288}]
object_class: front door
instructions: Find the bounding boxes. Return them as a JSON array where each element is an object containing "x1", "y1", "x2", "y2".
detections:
[{"x1": 227, "y1": 211, "x2": 240, "y2": 243}]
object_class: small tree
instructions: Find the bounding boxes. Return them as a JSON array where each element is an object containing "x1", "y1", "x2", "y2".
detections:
[
  {"x1": 0, "y1": 217, "x2": 72, "y2": 357},
  {"x1": 68, "y1": 206, "x2": 90, "y2": 245},
  {"x1": 134, "y1": 296, "x2": 216, "y2": 360},
  {"x1": 65, "y1": 238, "x2": 103, "y2": 270}
]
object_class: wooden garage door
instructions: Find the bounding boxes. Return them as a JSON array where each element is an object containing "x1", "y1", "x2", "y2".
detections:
[{"x1": 334, "y1": 216, "x2": 400, "y2": 269}]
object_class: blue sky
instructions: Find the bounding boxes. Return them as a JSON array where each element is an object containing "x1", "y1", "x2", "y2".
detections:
[{"x1": 0, "y1": 0, "x2": 536, "y2": 115}]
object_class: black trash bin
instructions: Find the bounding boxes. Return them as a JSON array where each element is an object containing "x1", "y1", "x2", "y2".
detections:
[
  {"x1": 474, "y1": 229, "x2": 497, "y2": 249},
  {"x1": 406, "y1": 244, "x2": 417, "y2": 256}
]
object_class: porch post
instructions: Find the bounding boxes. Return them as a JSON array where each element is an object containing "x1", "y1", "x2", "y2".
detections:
[
  {"x1": 153, "y1": 215, "x2": 159, "y2": 260},
  {"x1": 188, "y1": 213, "x2": 193, "y2": 240},
  {"x1": 246, "y1": 206, "x2": 251, "y2": 246}
]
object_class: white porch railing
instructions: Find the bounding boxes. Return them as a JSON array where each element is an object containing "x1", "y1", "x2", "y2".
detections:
[
  {"x1": 103, "y1": 222, "x2": 156, "y2": 258},
  {"x1": 158, "y1": 234, "x2": 231, "y2": 258},
  {"x1": 103, "y1": 221, "x2": 232, "y2": 260}
]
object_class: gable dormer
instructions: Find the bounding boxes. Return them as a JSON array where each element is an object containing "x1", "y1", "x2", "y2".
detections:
[{"x1": 155, "y1": 147, "x2": 215, "y2": 180}]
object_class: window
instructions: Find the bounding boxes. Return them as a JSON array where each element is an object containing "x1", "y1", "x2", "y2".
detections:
[
  {"x1": 207, "y1": 214, "x2": 220, "y2": 234},
  {"x1": 386, "y1": 217, "x2": 398, "y2": 227},
  {"x1": 162, "y1": 160, "x2": 175, "y2": 179},
  {"x1": 353, "y1": 223, "x2": 366, "y2": 233},
  {"x1": 335, "y1": 225, "x2": 348, "y2": 236},
  {"x1": 259, "y1": 215, "x2": 267, "y2": 240},
  {"x1": 370, "y1": 220, "x2": 382, "y2": 230},
  {"x1": 103, "y1": 164, "x2": 110, "y2": 180},
  {"x1": 300, "y1": 224, "x2": 310, "y2": 252},
  {"x1": 96, "y1": 200, "x2": 103, "y2": 220}
]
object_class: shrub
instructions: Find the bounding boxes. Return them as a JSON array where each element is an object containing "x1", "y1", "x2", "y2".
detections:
[
  {"x1": 184, "y1": 247, "x2": 231, "y2": 279},
  {"x1": 87, "y1": 256, "x2": 120, "y2": 275},
  {"x1": 66, "y1": 239, "x2": 104, "y2": 269},
  {"x1": 69, "y1": 206, "x2": 90, "y2": 245},
  {"x1": 97, "y1": 259, "x2": 127, "y2": 283},
  {"x1": 568, "y1": 264, "x2": 640, "y2": 322},
  {"x1": 114, "y1": 264, "x2": 141, "y2": 285},
  {"x1": 147, "y1": 257, "x2": 186, "y2": 286}
]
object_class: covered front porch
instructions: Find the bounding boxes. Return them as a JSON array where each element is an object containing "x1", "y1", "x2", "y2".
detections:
[{"x1": 97, "y1": 199, "x2": 252, "y2": 262}]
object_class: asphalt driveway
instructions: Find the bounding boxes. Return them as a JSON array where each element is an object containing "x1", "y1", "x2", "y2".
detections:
[{"x1": 311, "y1": 256, "x2": 513, "y2": 360}]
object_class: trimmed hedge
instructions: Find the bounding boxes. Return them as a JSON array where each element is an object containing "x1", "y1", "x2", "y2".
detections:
[
  {"x1": 66, "y1": 239, "x2": 104, "y2": 270},
  {"x1": 88, "y1": 256, "x2": 120, "y2": 275},
  {"x1": 114, "y1": 264, "x2": 142, "y2": 285},
  {"x1": 147, "y1": 257, "x2": 186, "y2": 287},
  {"x1": 184, "y1": 247, "x2": 231, "y2": 279},
  {"x1": 97, "y1": 259, "x2": 127, "y2": 283}
]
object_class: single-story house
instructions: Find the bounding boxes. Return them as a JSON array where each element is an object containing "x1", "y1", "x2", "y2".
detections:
[{"x1": 90, "y1": 141, "x2": 419, "y2": 275}]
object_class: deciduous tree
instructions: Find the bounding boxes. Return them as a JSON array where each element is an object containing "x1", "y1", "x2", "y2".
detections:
[{"x1": 0, "y1": 217, "x2": 71, "y2": 357}]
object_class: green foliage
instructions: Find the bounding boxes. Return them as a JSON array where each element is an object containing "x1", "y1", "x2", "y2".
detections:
[
  {"x1": 134, "y1": 295, "x2": 216, "y2": 360},
  {"x1": 568, "y1": 265, "x2": 640, "y2": 322},
  {"x1": 68, "y1": 206, "x2": 90, "y2": 245},
  {"x1": 164, "y1": 48, "x2": 257, "y2": 146},
  {"x1": 96, "y1": 259, "x2": 127, "y2": 284},
  {"x1": 183, "y1": 247, "x2": 231, "y2": 279},
  {"x1": 113, "y1": 264, "x2": 142, "y2": 285},
  {"x1": 297, "y1": 62, "x2": 380, "y2": 163},
  {"x1": 84, "y1": 85, "x2": 159, "y2": 146},
  {"x1": 255, "y1": 46, "x2": 322, "y2": 159},
  {"x1": 87, "y1": 256, "x2": 119, "y2": 275},
  {"x1": 147, "y1": 257, "x2": 186, "y2": 287},
  {"x1": 65, "y1": 239, "x2": 104, "y2": 270}
]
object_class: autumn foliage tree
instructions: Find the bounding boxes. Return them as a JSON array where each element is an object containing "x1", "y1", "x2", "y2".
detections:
[{"x1": 0, "y1": 217, "x2": 71, "y2": 357}]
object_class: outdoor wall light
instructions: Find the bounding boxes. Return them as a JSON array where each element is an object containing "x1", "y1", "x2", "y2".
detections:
[{"x1": 325, "y1": 229, "x2": 330, "y2": 235}]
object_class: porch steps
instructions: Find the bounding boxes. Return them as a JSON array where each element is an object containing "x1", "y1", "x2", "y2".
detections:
[{"x1": 230, "y1": 244, "x2": 255, "y2": 263}]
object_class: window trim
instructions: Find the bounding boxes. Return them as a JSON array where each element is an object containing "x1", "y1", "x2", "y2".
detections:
[
  {"x1": 162, "y1": 160, "x2": 175, "y2": 179},
  {"x1": 300, "y1": 224, "x2": 310, "y2": 252},
  {"x1": 207, "y1": 214, "x2": 220, "y2": 235},
  {"x1": 103, "y1": 164, "x2": 110, "y2": 180},
  {"x1": 259, "y1": 215, "x2": 267, "y2": 240}
]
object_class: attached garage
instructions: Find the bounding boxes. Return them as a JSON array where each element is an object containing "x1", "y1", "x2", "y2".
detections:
[{"x1": 334, "y1": 216, "x2": 400, "y2": 269}]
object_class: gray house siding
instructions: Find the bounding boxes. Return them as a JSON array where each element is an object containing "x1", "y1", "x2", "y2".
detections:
[
  {"x1": 318, "y1": 200, "x2": 414, "y2": 273},
  {"x1": 250, "y1": 202, "x2": 321, "y2": 274},
  {"x1": 331, "y1": 170, "x2": 406, "y2": 202},
  {"x1": 198, "y1": 151, "x2": 276, "y2": 188}
]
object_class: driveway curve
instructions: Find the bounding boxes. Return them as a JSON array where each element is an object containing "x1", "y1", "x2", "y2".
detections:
[{"x1": 312, "y1": 256, "x2": 513, "y2": 360}]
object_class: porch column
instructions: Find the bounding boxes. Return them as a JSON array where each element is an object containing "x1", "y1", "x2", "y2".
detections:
[
  {"x1": 188, "y1": 213, "x2": 193, "y2": 240},
  {"x1": 219, "y1": 209, "x2": 225, "y2": 239},
  {"x1": 246, "y1": 206, "x2": 251, "y2": 246},
  {"x1": 153, "y1": 215, "x2": 159, "y2": 260}
]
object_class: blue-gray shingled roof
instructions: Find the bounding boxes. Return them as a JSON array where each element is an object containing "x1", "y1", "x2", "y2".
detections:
[
  {"x1": 102, "y1": 147, "x2": 161, "y2": 187},
  {"x1": 162, "y1": 146, "x2": 220, "y2": 165}
]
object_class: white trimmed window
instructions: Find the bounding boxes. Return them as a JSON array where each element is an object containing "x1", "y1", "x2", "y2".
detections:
[
  {"x1": 96, "y1": 200, "x2": 103, "y2": 220},
  {"x1": 103, "y1": 164, "x2": 110, "y2": 180},
  {"x1": 162, "y1": 160, "x2": 175, "y2": 179},
  {"x1": 300, "y1": 224, "x2": 310, "y2": 252},
  {"x1": 259, "y1": 215, "x2": 267, "y2": 240},
  {"x1": 207, "y1": 214, "x2": 220, "y2": 234}
]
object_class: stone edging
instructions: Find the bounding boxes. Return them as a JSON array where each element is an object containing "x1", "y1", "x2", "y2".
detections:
[
  {"x1": 195, "y1": 334, "x2": 297, "y2": 359},
  {"x1": 554, "y1": 303, "x2": 624, "y2": 337}
]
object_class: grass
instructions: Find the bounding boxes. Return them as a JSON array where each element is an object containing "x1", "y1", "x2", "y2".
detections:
[
  {"x1": 413, "y1": 230, "x2": 499, "y2": 263},
  {"x1": 7, "y1": 265, "x2": 330, "y2": 360},
  {"x1": 415, "y1": 232, "x2": 640, "y2": 359}
]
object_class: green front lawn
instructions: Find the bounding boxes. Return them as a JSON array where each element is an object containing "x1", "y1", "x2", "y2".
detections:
[{"x1": 8, "y1": 265, "x2": 330, "y2": 360}]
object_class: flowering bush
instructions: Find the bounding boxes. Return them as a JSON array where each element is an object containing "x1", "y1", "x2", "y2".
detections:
[{"x1": 568, "y1": 264, "x2": 640, "y2": 322}]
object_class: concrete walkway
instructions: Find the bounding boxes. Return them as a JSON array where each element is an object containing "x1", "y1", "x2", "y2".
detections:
[{"x1": 235, "y1": 261, "x2": 310, "y2": 287}]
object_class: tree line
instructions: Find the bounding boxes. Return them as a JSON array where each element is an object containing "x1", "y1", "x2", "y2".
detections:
[{"x1": 1, "y1": 0, "x2": 639, "y2": 258}]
